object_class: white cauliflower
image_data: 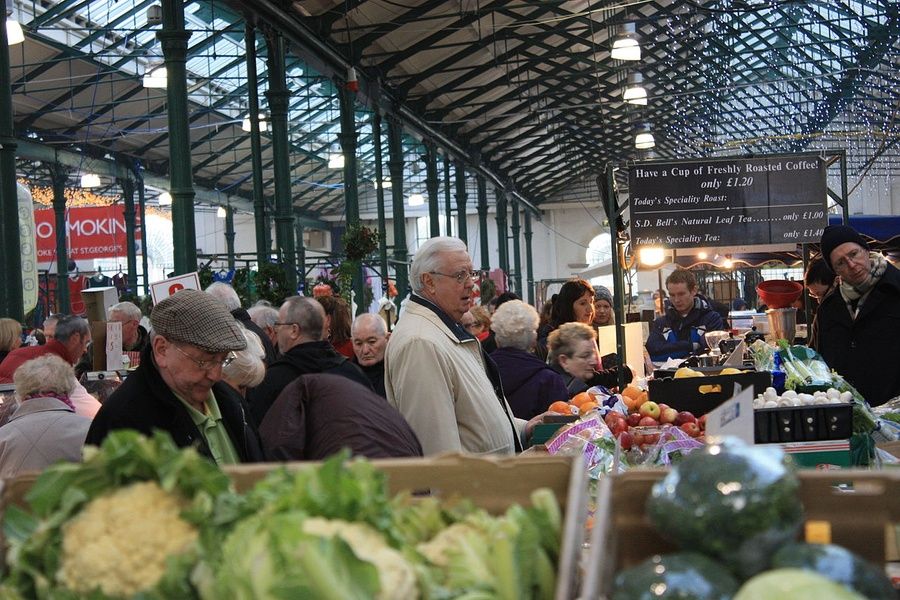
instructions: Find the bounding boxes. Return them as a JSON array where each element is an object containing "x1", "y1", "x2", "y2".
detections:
[
  {"x1": 57, "y1": 480, "x2": 199, "y2": 598},
  {"x1": 301, "y1": 517, "x2": 419, "y2": 600}
]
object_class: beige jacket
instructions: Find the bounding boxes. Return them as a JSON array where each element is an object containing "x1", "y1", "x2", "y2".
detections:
[{"x1": 385, "y1": 299, "x2": 522, "y2": 456}]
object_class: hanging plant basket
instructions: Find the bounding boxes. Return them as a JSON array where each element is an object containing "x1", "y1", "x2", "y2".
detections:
[{"x1": 342, "y1": 224, "x2": 379, "y2": 262}]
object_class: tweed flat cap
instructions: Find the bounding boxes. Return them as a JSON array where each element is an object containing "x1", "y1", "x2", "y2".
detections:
[{"x1": 150, "y1": 289, "x2": 247, "y2": 353}]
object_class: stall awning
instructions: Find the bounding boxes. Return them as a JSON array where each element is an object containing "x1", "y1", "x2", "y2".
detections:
[{"x1": 828, "y1": 215, "x2": 900, "y2": 244}]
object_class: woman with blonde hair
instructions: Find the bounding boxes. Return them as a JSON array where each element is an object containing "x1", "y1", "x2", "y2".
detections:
[
  {"x1": 222, "y1": 327, "x2": 267, "y2": 399},
  {"x1": 548, "y1": 322, "x2": 632, "y2": 397},
  {"x1": 0, "y1": 318, "x2": 22, "y2": 364}
]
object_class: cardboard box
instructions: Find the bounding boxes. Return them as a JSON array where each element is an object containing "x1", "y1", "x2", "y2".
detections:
[
  {"x1": 779, "y1": 440, "x2": 851, "y2": 469},
  {"x1": 3, "y1": 454, "x2": 589, "y2": 600},
  {"x1": 81, "y1": 286, "x2": 119, "y2": 323},
  {"x1": 648, "y1": 371, "x2": 771, "y2": 416},
  {"x1": 582, "y1": 469, "x2": 900, "y2": 599}
]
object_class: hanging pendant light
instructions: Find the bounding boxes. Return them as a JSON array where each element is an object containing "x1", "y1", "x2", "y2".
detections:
[
  {"x1": 623, "y1": 72, "x2": 648, "y2": 105},
  {"x1": 241, "y1": 113, "x2": 268, "y2": 132},
  {"x1": 80, "y1": 173, "x2": 101, "y2": 188},
  {"x1": 408, "y1": 193, "x2": 424, "y2": 206},
  {"x1": 216, "y1": 206, "x2": 227, "y2": 218},
  {"x1": 142, "y1": 65, "x2": 167, "y2": 89},
  {"x1": 634, "y1": 124, "x2": 655, "y2": 149},
  {"x1": 158, "y1": 191, "x2": 172, "y2": 206},
  {"x1": 6, "y1": 17, "x2": 24, "y2": 45},
  {"x1": 611, "y1": 23, "x2": 641, "y2": 61}
]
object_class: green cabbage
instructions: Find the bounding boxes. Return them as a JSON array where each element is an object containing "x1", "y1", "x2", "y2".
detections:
[
  {"x1": 735, "y1": 568, "x2": 866, "y2": 600},
  {"x1": 612, "y1": 552, "x2": 738, "y2": 600}
]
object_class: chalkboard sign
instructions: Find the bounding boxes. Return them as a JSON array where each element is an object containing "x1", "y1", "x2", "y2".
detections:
[{"x1": 629, "y1": 154, "x2": 827, "y2": 248}]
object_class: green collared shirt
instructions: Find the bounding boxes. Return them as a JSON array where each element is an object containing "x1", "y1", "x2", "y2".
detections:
[{"x1": 174, "y1": 390, "x2": 240, "y2": 465}]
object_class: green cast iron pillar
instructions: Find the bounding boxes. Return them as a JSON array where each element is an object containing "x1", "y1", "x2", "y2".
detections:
[
  {"x1": 119, "y1": 175, "x2": 138, "y2": 293},
  {"x1": 135, "y1": 172, "x2": 150, "y2": 295},
  {"x1": 48, "y1": 164, "x2": 70, "y2": 314},
  {"x1": 0, "y1": 18, "x2": 23, "y2": 320},
  {"x1": 425, "y1": 141, "x2": 439, "y2": 237},
  {"x1": 372, "y1": 112, "x2": 389, "y2": 295},
  {"x1": 443, "y1": 155, "x2": 452, "y2": 235},
  {"x1": 605, "y1": 164, "x2": 627, "y2": 388},
  {"x1": 265, "y1": 30, "x2": 297, "y2": 294},
  {"x1": 524, "y1": 211, "x2": 535, "y2": 305},
  {"x1": 245, "y1": 22, "x2": 269, "y2": 265},
  {"x1": 159, "y1": 0, "x2": 196, "y2": 275},
  {"x1": 476, "y1": 175, "x2": 490, "y2": 272},
  {"x1": 495, "y1": 189, "x2": 509, "y2": 282},
  {"x1": 454, "y1": 160, "x2": 468, "y2": 244},
  {"x1": 224, "y1": 205, "x2": 236, "y2": 271},
  {"x1": 510, "y1": 198, "x2": 522, "y2": 296},
  {"x1": 387, "y1": 115, "x2": 408, "y2": 309},
  {"x1": 339, "y1": 85, "x2": 364, "y2": 314},
  {"x1": 293, "y1": 209, "x2": 305, "y2": 292}
]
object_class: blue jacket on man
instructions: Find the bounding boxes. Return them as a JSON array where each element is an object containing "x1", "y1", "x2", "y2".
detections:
[{"x1": 646, "y1": 296, "x2": 726, "y2": 362}]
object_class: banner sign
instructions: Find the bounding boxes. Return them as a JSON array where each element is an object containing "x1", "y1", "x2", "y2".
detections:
[
  {"x1": 629, "y1": 154, "x2": 827, "y2": 248},
  {"x1": 35, "y1": 205, "x2": 141, "y2": 262}
]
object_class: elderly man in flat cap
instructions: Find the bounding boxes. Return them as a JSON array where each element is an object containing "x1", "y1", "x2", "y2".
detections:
[
  {"x1": 812, "y1": 225, "x2": 900, "y2": 406},
  {"x1": 86, "y1": 290, "x2": 263, "y2": 464}
]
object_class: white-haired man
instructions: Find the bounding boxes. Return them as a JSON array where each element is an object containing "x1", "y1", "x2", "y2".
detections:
[
  {"x1": 385, "y1": 236, "x2": 539, "y2": 455},
  {"x1": 351, "y1": 313, "x2": 390, "y2": 397},
  {"x1": 205, "y1": 282, "x2": 277, "y2": 364},
  {"x1": 248, "y1": 305, "x2": 280, "y2": 354}
]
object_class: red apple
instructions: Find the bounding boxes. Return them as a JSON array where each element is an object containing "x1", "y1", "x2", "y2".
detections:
[
  {"x1": 626, "y1": 413, "x2": 642, "y2": 427},
  {"x1": 639, "y1": 416, "x2": 659, "y2": 427},
  {"x1": 674, "y1": 411, "x2": 697, "y2": 426},
  {"x1": 697, "y1": 414, "x2": 708, "y2": 430},
  {"x1": 631, "y1": 431, "x2": 645, "y2": 446},
  {"x1": 611, "y1": 419, "x2": 628, "y2": 436},
  {"x1": 618, "y1": 431, "x2": 634, "y2": 450},
  {"x1": 680, "y1": 422, "x2": 702, "y2": 438},
  {"x1": 639, "y1": 401, "x2": 661, "y2": 420},
  {"x1": 659, "y1": 407, "x2": 678, "y2": 424},
  {"x1": 643, "y1": 432, "x2": 661, "y2": 445},
  {"x1": 658, "y1": 403, "x2": 670, "y2": 412}
]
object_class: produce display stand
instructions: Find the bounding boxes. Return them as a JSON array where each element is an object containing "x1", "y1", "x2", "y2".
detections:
[
  {"x1": 582, "y1": 468, "x2": 900, "y2": 599},
  {"x1": 0, "y1": 453, "x2": 590, "y2": 600}
]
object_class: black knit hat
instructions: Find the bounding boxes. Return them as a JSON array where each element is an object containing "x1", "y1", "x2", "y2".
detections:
[{"x1": 819, "y1": 225, "x2": 868, "y2": 270}]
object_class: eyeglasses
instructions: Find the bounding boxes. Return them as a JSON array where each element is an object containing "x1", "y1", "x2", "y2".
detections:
[
  {"x1": 429, "y1": 269, "x2": 479, "y2": 284},
  {"x1": 171, "y1": 343, "x2": 235, "y2": 371},
  {"x1": 273, "y1": 321, "x2": 297, "y2": 329},
  {"x1": 832, "y1": 247, "x2": 867, "y2": 271}
]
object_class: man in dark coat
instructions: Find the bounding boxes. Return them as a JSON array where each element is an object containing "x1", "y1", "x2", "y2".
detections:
[
  {"x1": 86, "y1": 290, "x2": 264, "y2": 464},
  {"x1": 248, "y1": 296, "x2": 372, "y2": 426},
  {"x1": 812, "y1": 225, "x2": 900, "y2": 406},
  {"x1": 259, "y1": 373, "x2": 422, "y2": 460},
  {"x1": 646, "y1": 269, "x2": 726, "y2": 362}
]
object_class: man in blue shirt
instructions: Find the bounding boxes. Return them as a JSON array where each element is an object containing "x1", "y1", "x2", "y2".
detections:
[{"x1": 646, "y1": 269, "x2": 726, "y2": 362}]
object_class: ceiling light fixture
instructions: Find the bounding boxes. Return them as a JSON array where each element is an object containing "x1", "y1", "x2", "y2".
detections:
[
  {"x1": 638, "y1": 246, "x2": 666, "y2": 266},
  {"x1": 6, "y1": 16, "x2": 23, "y2": 46},
  {"x1": 698, "y1": 251, "x2": 708, "y2": 260},
  {"x1": 241, "y1": 113, "x2": 268, "y2": 133},
  {"x1": 142, "y1": 65, "x2": 167, "y2": 89},
  {"x1": 623, "y1": 72, "x2": 648, "y2": 105},
  {"x1": 158, "y1": 191, "x2": 172, "y2": 206},
  {"x1": 634, "y1": 124, "x2": 655, "y2": 149},
  {"x1": 216, "y1": 206, "x2": 227, "y2": 218},
  {"x1": 373, "y1": 180, "x2": 392, "y2": 189},
  {"x1": 611, "y1": 23, "x2": 641, "y2": 61},
  {"x1": 408, "y1": 193, "x2": 424, "y2": 206},
  {"x1": 80, "y1": 173, "x2": 101, "y2": 188},
  {"x1": 327, "y1": 152, "x2": 345, "y2": 169}
]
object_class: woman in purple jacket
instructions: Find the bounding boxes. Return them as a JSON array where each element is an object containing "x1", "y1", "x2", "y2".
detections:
[{"x1": 489, "y1": 300, "x2": 569, "y2": 420}]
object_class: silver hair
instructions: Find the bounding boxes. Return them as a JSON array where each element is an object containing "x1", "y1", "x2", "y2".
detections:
[
  {"x1": 53, "y1": 315, "x2": 89, "y2": 343},
  {"x1": 281, "y1": 296, "x2": 325, "y2": 341},
  {"x1": 222, "y1": 327, "x2": 266, "y2": 389},
  {"x1": 248, "y1": 305, "x2": 279, "y2": 329},
  {"x1": 107, "y1": 301, "x2": 142, "y2": 322},
  {"x1": 351, "y1": 312, "x2": 387, "y2": 338},
  {"x1": 409, "y1": 236, "x2": 468, "y2": 294},
  {"x1": 13, "y1": 355, "x2": 77, "y2": 403},
  {"x1": 205, "y1": 282, "x2": 242, "y2": 311},
  {"x1": 490, "y1": 300, "x2": 539, "y2": 351},
  {"x1": 547, "y1": 321, "x2": 596, "y2": 365}
]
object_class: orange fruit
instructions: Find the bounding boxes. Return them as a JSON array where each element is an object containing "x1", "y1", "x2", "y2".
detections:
[
  {"x1": 622, "y1": 386, "x2": 643, "y2": 400},
  {"x1": 571, "y1": 392, "x2": 595, "y2": 408},
  {"x1": 579, "y1": 401, "x2": 600, "y2": 413},
  {"x1": 549, "y1": 400, "x2": 577, "y2": 415}
]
